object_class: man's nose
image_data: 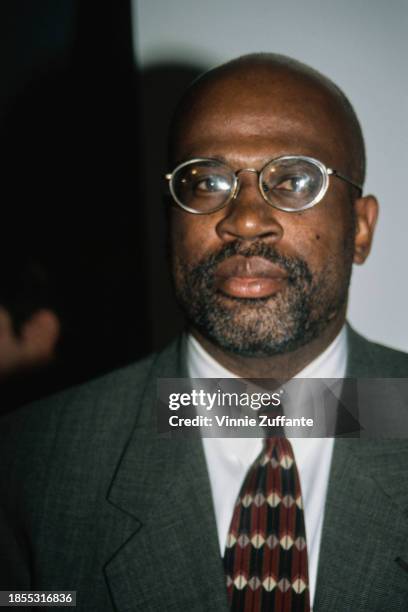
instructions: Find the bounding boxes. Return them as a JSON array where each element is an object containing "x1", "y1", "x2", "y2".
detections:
[{"x1": 216, "y1": 171, "x2": 284, "y2": 243}]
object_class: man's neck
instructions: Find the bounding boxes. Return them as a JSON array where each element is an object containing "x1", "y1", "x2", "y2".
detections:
[{"x1": 191, "y1": 312, "x2": 346, "y2": 381}]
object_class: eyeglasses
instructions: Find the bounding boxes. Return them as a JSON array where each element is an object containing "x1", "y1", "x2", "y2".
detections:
[{"x1": 165, "y1": 155, "x2": 362, "y2": 214}]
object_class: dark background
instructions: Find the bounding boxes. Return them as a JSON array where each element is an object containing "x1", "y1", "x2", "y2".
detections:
[{"x1": 0, "y1": 0, "x2": 205, "y2": 409}]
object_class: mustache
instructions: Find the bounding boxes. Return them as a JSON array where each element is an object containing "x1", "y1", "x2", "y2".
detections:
[{"x1": 188, "y1": 241, "x2": 313, "y2": 285}]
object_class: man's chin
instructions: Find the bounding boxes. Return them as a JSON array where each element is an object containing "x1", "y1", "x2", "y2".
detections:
[
  {"x1": 194, "y1": 316, "x2": 308, "y2": 358},
  {"x1": 197, "y1": 330, "x2": 303, "y2": 358},
  {"x1": 190, "y1": 301, "x2": 336, "y2": 358}
]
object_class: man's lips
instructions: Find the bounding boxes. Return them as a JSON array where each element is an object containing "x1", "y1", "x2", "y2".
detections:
[{"x1": 214, "y1": 255, "x2": 288, "y2": 299}]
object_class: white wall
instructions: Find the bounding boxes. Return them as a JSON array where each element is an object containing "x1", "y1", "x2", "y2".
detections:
[{"x1": 133, "y1": 0, "x2": 408, "y2": 352}]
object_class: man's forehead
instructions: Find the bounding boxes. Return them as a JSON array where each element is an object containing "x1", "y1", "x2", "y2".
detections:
[{"x1": 173, "y1": 69, "x2": 348, "y2": 163}]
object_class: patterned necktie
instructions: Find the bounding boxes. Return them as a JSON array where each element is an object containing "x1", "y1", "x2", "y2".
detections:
[{"x1": 224, "y1": 437, "x2": 310, "y2": 611}]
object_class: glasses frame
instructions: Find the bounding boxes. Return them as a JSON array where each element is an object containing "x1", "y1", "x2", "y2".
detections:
[{"x1": 165, "y1": 155, "x2": 363, "y2": 214}]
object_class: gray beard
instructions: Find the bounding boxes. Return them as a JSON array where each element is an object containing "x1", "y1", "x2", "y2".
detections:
[{"x1": 173, "y1": 241, "x2": 352, "y2": 357}]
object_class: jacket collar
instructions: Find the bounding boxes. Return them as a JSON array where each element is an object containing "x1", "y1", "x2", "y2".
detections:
[{"x1": 104, "y1": 338, "x2": 228, "y2": 611}]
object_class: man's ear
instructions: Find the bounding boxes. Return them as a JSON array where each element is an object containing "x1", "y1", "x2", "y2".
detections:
[
  {"x1": 20, "y1": 309, "x2": 61, "y2": 365},
  {"x1": 353, "y1": 195, "x2": 379, "y2": 264}
]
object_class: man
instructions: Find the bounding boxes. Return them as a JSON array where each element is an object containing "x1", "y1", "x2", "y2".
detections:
[{"x1": 1, "y1": 53, "x2": 408, "y2": 611}]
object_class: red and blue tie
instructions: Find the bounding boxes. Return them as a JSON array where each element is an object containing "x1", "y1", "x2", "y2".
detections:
[{"x1": 224, "y1": 437, "x2": 310, "y2": 611}]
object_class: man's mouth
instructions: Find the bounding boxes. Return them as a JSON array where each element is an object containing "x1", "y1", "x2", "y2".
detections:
[{"x1": 214, "y1": 255, "x2": 288, "y2": 299}]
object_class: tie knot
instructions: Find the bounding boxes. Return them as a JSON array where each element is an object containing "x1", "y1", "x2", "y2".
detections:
[
  {"x1": 263, "y1": 437, "x2": 276, "y2": 458},
  {"x1": 263, "y1": 436, "x2": 294, "y2": 462}
]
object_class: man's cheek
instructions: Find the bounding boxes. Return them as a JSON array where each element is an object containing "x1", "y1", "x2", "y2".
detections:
[
  {"x1": 175, "y1": 224, "x2": 217, "y2": 263},
  {"x1": 172, "y1": 213, "x2": 199, "y2": 244},
  {"x1": 289, "y1": 219, "x2": 337, "y2": 256}
]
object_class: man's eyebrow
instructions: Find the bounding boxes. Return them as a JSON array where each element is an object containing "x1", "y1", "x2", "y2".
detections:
[
  {"x1": 175, "y1": 146, "x2": 334, "y2": 168},
  {"x1": 175, "y1": 152, "x2": 296, "y2": 167},
  {"x1": 180, "y1": 154, "x2": 228, "y2": 163},
  {"x1": 171, "y1": 154, "x2": 228, "y2": 168},
  {"x1": 208, "y1": 154, "x2": 228, "y2": 163}
]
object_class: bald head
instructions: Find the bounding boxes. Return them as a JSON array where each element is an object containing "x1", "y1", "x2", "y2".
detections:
[{"x1": 169, "y1": 53, "x2": 365, "y2": 187}]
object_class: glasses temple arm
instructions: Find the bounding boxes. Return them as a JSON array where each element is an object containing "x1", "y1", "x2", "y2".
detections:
[{"x1": 328, "y1": 168, "x2": 363, "y2": 194}]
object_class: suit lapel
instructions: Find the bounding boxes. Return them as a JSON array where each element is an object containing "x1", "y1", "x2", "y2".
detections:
[
  {"x1": 315, "y1": 326, "x2": 408, "y2": 609},
  {"x1": 315, "y1": 439, "x2": 408, "y2": 610},
  {"x1": 103, "y1": 339, "x2": 228, "y2": 612}
]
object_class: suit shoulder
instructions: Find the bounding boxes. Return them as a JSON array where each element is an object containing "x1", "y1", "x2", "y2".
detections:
[
  {"x1": 0, "y1": 351, "x2": 157, "y2": 455},
  {"x1": 347, "y1": 325, "x2": 408, "y2": 377},
  {"x1": 0, "y1": 336, "x2": 183, "y2": 522},
  {"x1": 367, "y1": 341, "x2": 408, "y2": 373}
]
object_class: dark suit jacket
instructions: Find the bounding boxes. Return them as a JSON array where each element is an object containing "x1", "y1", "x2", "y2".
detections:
[{"x1": 1, "y1": 326, "x2": 408, "y2": 611}]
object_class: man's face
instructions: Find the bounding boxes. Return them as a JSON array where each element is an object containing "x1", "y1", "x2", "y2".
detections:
[{"x1": 170, "y1": 72, "x2": 360, "y2": 357}]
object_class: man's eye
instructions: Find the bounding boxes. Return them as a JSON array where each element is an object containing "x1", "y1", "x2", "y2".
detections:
[
  {"x1": 193, "y1": 176, "x2": 230, "y2": 193},
  {"x1": 274, "y1": 175, "x2": 309, "y2": 192}
]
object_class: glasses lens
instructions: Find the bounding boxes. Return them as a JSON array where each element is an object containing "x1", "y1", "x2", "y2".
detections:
[
  {"x1": 261, "y1": 157, "x2": 326, "y2": 210},
  {"x1": 171, "y1": 160, "x2": 234, "y2": 213}
]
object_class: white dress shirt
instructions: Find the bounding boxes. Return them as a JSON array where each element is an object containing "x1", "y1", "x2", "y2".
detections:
[{"x1": 186, "y1": 326, "x2": 347, "y2": 608}]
